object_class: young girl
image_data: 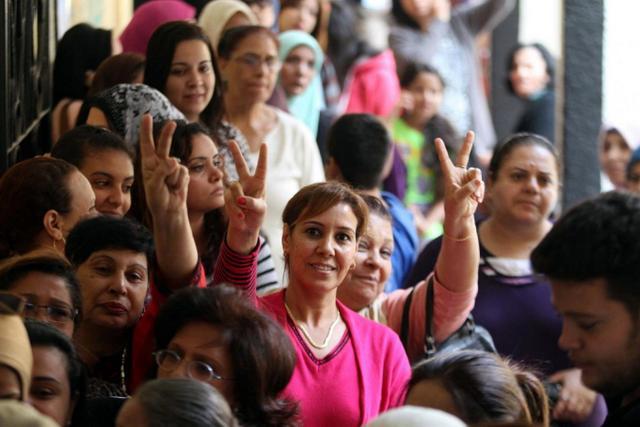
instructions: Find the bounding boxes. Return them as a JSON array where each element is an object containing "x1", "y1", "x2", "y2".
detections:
[{"x1": 392, "y1": 62, "x2": 458, "y2": 239}]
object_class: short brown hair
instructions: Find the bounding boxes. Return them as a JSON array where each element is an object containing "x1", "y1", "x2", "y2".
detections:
[{"x1": 282, "y1": 181, "x2": 369, "y2": 239}]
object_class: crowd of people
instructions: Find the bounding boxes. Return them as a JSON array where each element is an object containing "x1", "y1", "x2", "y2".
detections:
[{"x1": 0, "y1": 0, "x2": 639, "y2": 426}]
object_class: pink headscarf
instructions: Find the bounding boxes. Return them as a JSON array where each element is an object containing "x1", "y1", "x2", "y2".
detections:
[{"x1": 119, "y1": 0, "x2": 196, "y2": 55}]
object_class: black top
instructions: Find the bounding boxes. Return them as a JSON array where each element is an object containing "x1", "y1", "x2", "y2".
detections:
[
  {"x1": 602, "y1": 396, "x2": 640, "y2": 427},
  {"x1": 515, "y1": 90, "x2": 555, "y2": 143}
]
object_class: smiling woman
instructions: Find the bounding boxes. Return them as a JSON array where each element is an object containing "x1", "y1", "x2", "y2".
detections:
[{"x1": 52, "y1": 125, "x2": 135, "y2": 217}]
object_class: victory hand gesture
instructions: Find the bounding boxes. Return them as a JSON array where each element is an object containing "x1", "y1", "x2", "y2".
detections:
[
  {"x1": 225, "y1": 140, "x2": 268, "y2": 253},
  {"x1": 139, "y1": 115, "x2": 189, "y2": 216},
  {"x1": 435, "y1": 131, "x2": 484, "y2": 226}
]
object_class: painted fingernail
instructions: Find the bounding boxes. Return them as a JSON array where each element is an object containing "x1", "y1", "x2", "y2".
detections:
[{"x1": 237, "y1": 197, "x2": 246, "y2": 205}]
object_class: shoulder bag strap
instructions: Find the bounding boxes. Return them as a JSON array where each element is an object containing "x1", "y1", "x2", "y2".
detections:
[
  {"x1": 425, "y1": 275, "x2": 437, "y2": 358},
  {"x1": 399, "y1": 287, "x2": 415, "y2": 352}
]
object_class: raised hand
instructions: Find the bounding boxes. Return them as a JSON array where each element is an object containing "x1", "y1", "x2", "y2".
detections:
[
  {"x1": 139, "y1": 114, "x2": 189, "y2": 216},
  {"x1": 224, "y1": 140, "x2": 268, "y2": 254},
  {"x1": 435, "y1": 130, "x2": 484, "y2": 227}
]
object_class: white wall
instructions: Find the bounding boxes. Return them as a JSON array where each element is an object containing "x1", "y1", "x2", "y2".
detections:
[{"x1": 602, "y1": 0, "x2": 640, "y2": 124}]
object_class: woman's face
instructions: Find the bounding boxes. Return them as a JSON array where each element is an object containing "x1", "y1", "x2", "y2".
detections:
[
  {"x1": 250, "y1": 4, "x2": 276, "y2": 28},
  {"x1": 338, "y1": 213, "x2": 393, "y2": 311},
  {"x1": 405, "y1": 71, "x2": 443, "y2": 123},
  {"x1": 165, "y1": 40, "x2": 215, "y2": 123},
  {"x1": 283, "y1": 203, "x2": 358, "y2": 294},
  {"x1": 0, "y1": 364, "x2": 21, "y2": 400},
  {"x1": 80, "y1": 150, "x2": 134, "y2": 217},
  {"x1": 279, "y1": 0, "x2": 319, "y2": 34},
  {"x1": 9, "y1": 271, "x2": 76, "y2": 338},
  {"x1": 157, "y1": 321, "x2": 234, "y2": 405},
  {"x1": 400, "y1": 0, "x2": 437, "y2": 23},
  {"x1": 280, "y1": 45, "x2": 316, "y2": 97},
  {"x1": 29, "y1": 346, "x2": 74, "y2": 426},
  {"x1": 600, "y1": 130, "x2": 632, "y2": 188},
  {"x1": 74, "y1": 249, "x2": 148, "y2": 331},
  {"x1": 488, "y1": 144, "x2": 559, "y2": 227},
  {"x1": 185, "y1": 133, "x2": 225, "y2": 214},
  {"x1": 509, "y1": 46, "x2": 550, "y2": 98},
  {"x1": 220, "y1": 33, "x2": 280, "y2": 104}
]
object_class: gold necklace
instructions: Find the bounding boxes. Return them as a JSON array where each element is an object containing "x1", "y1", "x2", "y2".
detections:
[{"x1": 284, "y1": 302, "x2": 341, "y2": 350}]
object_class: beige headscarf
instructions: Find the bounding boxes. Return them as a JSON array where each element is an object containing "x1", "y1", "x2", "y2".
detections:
[
  {"x1": 198, "y1": 0, "x2": 258, "y2": 52},
  {"x1": 0, "y1": 314, "x2": 32, "y2": 401},
  {"x1": 0, "y1": 400, "x2": 58, "y2": 427}
]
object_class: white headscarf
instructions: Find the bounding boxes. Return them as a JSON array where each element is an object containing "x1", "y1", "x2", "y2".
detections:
[
  {"x1": 365, "y1": 406, "x2": 467, "y2": 427},
  {"x1": 198, "y1": 0, "x2": 258, "y2": 52}
]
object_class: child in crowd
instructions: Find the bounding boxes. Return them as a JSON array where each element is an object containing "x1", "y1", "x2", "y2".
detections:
[{"x1": 393, "y1": 62, "x2": 459, "y2": 239}]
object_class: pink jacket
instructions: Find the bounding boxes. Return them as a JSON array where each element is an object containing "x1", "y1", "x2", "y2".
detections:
[{"x1": 344, "y1": 49, "x2": 401, "y2": 118}]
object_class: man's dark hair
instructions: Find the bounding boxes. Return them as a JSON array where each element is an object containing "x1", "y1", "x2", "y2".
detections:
[
  {"x1": 531, "y1": 191, "x2": 640, "y2": 317},
  {"x1": 327, "y1": 114, "x2": 391, "y2": 190}
]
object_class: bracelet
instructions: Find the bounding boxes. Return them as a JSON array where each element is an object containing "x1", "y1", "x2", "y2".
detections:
[{"x1": 442, "y1": 232, "x2": 474, "y2": 242}]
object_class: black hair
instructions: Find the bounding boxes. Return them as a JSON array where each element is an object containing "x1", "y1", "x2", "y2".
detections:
[
  {"x1": 531, "y1": 191, "x2": 640, "y2": 318},
  {"x1": 53, "y1": 23, "x2": 112, "y2": 105},
  {"x1": 168, "y1": 121, "x2": 227, "y2": 276},
  {"x1": 506, "y1": 43, "x2": 555, "y2": 95},
  {"x1": 391, "y1": 0, "x2": 421, "y2": 29},
  {"x1": 0, "y1": 252, "x2": 82, "y2": 326},
  {"x1": 488, "y1": 133, "x2": 559, "y2": 181},
  {"x1": 327, "y1": 114, "x2": 391, "y2": 189},
  {"x1": 25, "y1": 320, "x2": 87, "y2": 426},
  {"x1": 65, "y1": 216, "x2": 154, "y2": 269},
  {"x1": 144, "y1": 21, "x2": 224, "y2": 131},
  {"x1": 408, "y1": 351, "x2": 548, "y2": 425},
  {"x1": 51, "y1": 125, "x2": 135, "y2": 169},
  {"x1": 281, "y1": 0, "x2": 322, "y2": 38},
  {"x1": 217, "y1": 25, "x2": 280, "y2": 60},
  {"x1": 399, "y1": 62, "x2": 445, "y2": 89},
  {"x1": 327, "y1": 0, "x2": 378, "y2": 87},
  {"x1": 155, "y1": 286, "x2": 298, "y2": 427}
]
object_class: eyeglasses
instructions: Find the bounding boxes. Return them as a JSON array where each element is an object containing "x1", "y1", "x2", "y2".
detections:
[
  {"x1": 153, "y1": 349, "x2": 233, "y2": 382},
  {"x1": 233, "y1": 54, "x2": 280, "y2": 72},
  {"x1": 23, "y1": 302, "x2": 78, "y2": 325},
  {"x1": 0, "y1": 292, "x2": 25, "y2": 315}
]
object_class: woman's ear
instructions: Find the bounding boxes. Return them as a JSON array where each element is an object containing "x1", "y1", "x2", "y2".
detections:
[
  {"x1": 42, "y1": 209, "x2": 65, "y2": 243},
  {"x1": 282, "y1": 224, "x2": 291, "y2": 255}
]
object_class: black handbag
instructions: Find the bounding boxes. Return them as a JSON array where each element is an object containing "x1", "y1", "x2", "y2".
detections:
[{"x1": 400, "y1": 276, "x2": 496, "y2": 359}]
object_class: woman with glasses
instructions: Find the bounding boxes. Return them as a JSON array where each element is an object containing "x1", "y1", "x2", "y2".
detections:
[
  {"x1": 0, "y1": 251, "x2": 80, "y2": 338},
  {"x1": 153, "y1": 285, "x2": 298, "y2": 427},
  {"x1": 218, "y1": 25, "x2": 325, "y2": 279}
]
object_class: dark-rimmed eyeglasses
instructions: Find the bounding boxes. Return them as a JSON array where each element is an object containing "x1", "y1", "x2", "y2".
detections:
[
  {"x1": 153, "y1": 349, "x2": 233, "y2": 382},
  {"x1": 23, "y1": 302, "x2": 78, "y2": 325}
]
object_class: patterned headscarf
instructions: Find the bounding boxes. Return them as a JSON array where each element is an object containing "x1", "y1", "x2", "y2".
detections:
[{"x1": 78, "y1": 83, "x2": 185, "y2": 147}]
